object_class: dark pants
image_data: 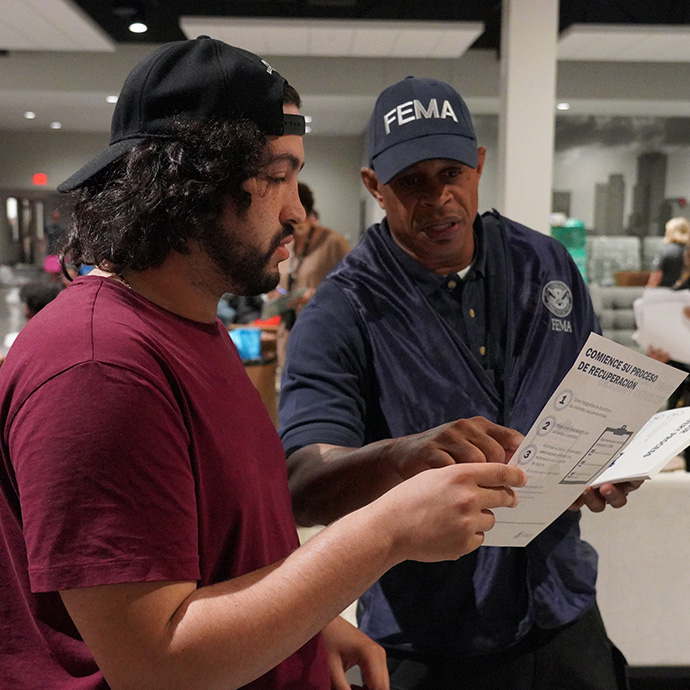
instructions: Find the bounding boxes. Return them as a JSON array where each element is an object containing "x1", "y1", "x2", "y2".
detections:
[{"x1": 386, "y1": 605, "x2": 629, "y2": 690}]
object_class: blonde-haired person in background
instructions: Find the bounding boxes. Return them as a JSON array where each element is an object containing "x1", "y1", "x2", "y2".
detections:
[{"x1": 647, "y1": 216, "x2": 690, "y2": 288}]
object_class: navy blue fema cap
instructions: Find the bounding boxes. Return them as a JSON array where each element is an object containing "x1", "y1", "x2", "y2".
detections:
[
  {"x1": 368, "y1": 76, "x2": 478, "y2": 185},
  {"x1": 58, "y1": 36, "x2": 305, "y2": 193}
]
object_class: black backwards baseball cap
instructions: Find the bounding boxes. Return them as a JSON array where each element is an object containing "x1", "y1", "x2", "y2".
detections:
[
  {"x1": 368, "y1": 76, "x2": 478, "y2": 185},
  {"x1": 58, "y1": 36, "x2": 305, "y2": 193}
]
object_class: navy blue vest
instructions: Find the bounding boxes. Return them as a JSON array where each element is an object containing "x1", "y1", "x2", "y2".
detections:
[{"x1": 328, "y1": 212, "x2": 601, "y2": 657}]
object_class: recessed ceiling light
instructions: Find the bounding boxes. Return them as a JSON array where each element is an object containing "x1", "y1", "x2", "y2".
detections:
[
  {"x1": 304, "y1": 115, "x2": 313, "y2": 123},
  {"x1": 114, "y1": 2, "x2": 147, "y2": 34},
  {"x1": 556, "y1": 102, "x2": 571, "y2": 111},
  {"x1": 106, "y1": 95, "x2": 119, "y2": 104},
  {"x1": 305, "y1": 125, "x2": 312, "y2": 134},
  {"x1": 50, "y1": 122, "x2": 62, "y2": 130},
  {"x1": 24, "y1": 111, "x2": 36, "y2": 119}
]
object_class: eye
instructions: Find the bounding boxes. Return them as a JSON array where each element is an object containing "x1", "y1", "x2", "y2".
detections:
[
  {"x1": 443, "y1": 166, "x2": 465, "y2": 180},
  {"x1": 394, "y1": 175, "x2": 419, "y2": 190},
  {"x1": 260, "y1": 173, "x2": 287, "y2": 185}
]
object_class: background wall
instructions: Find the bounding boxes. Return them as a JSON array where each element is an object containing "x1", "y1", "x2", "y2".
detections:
[
  {"x1": 301, "y1": 135, "x2": 364, "y2": 246},
  {"x1": 0, "y1": 113, "x2": 689, "y2": 251},
  {"x1": 553, "y1": 144, "x2": 640, "y2": 229},
  {"x1": 3, "y1": 39, "x2": 690, "y2": 256},
  {"x1": 0, "y1": 131, "x2": 366, "y2": 250},
  {"x1": 667, "y1": 147, "x2": 690, "y2": 201},
  {"x1": 0, "y1": 131, "x2": 107, "y2": 192},
  {"x1": 553, "y1": 116, "x2": 690, "y2": 230},
  {"x1": 0, "y1": 120, "x2": 501, "y2": 248}
]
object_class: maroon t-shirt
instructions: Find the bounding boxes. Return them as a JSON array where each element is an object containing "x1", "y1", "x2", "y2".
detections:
[{"x1": 0, "y1": 276, "x2": 328, "y2": 689}]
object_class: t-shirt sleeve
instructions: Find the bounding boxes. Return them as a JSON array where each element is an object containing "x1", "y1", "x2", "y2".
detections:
[
  {"x1": 10, "y1": 361, "x2": 200, "y2": 593},
  {"x1": 278, "y1": 283, "x2": 371, "y2": 457},
  {"x1": 652, "y1": 245, "x2": 675, "y2": 274}
]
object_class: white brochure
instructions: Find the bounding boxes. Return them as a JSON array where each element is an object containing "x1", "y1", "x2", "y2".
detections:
[
  {"x1": 591, "y1": 406, "x2": 690, "y2": 486},
  {"x1": 483, "y1": 332, "x2": 687, "y2": 548}
]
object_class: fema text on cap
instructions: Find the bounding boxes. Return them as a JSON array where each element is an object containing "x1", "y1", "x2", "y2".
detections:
[{"x1": 383, "y1": 99, "x2": 458, "y2": 135}]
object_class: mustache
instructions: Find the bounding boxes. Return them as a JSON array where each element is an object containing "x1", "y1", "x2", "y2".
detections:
[{"x1": 266, "y1": 223, "x2": 295, "y2": 255}]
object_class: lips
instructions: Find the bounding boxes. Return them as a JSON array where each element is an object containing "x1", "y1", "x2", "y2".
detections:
[
  {"x1": 420, "y1": 219, "x2": 459, "y2": 240},
  {"x1": 274, "y1": 233, "x2": 293, "y2": 261}
]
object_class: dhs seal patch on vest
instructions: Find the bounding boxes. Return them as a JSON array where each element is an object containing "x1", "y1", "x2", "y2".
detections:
[{"x1": 542, "y1": 280, "x2": 573, "y2": 332}]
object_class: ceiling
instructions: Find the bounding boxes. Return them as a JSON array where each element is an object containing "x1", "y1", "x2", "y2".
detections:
[
  {"x1": 68, "y1": 1, "x2": 690, "y2": 52},
  {"x1": 1, "y1": 0, "x2": 690, "y2": 136}
]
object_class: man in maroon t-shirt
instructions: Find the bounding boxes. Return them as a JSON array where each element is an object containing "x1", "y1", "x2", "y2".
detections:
[{"x1": 0, "y1": 37, "x2": 526, "y2": 690}]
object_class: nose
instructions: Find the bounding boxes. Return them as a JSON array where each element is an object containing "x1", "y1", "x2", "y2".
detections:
[
  {"x1": 282, "y1": 181, "x2": 307, "y2": 226},
  {"x1": 420, "y1": 179, "x2": 453, "y2": 206}
]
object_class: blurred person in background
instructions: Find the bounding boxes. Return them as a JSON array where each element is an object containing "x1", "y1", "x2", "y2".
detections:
[
  {"x1": 0, "y1": 282, "x2": 62, "y2": 368},
  {"x1": 274, "y1": 182, "x2": 350, "y2": 369},
  {"x1": 19, "y1": 282, "x2": 62, "y2": 321},
  {"x1": 647, "y1": 216, "x2": 690, "y2": 288}
]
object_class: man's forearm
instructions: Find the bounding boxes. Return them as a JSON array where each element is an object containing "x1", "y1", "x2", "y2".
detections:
[
  {"x1": 168, "y1": 506, "x2": 399, "y2": 689},
  {"x1": 287, "y1": 418, "x2": 524, "y2": 526},
  {"x1": 287, "y1": 441, "x2": 402, "y2": 525},
  {"x1": 61, "y1": 461, "x2": 524, "y2": 690}
]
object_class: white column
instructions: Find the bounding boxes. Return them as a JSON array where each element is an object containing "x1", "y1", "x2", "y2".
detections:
[{"x1": 498, "y1": 0, "x2": 559, "y2": 234}]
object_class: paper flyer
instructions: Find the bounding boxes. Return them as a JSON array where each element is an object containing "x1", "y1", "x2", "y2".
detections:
[
  {"x1": 632, "y1": 288, "x2": 690, "y2": 364},
  {"x1": 483, "y1": 332, "x2": 687, "y2": 548}
]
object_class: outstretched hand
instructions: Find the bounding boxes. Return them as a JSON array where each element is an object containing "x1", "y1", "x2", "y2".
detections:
[
  {"x1": 374, "y1": 461, "x2": 527, "y2": 564},
  {"x1": 383, "y1": 416, "x2": 524, "y2": 480},
  {"x1": 288, "y1": 416, "x2": 525, "y2": 530}
]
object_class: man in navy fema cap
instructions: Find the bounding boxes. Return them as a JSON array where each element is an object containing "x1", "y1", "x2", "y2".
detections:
[{"x1": 281, "y1": 75, "x2": 638, "y2": 690}]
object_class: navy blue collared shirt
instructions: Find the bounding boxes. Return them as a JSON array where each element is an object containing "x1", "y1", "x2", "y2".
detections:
[{"x1": 280, "y1": 212, "x2": 601, "y2": 658}]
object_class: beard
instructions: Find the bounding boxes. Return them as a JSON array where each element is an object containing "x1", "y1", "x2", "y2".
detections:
[{"x1": 199, "y1": 221, "x2": 293, "y2": 296}]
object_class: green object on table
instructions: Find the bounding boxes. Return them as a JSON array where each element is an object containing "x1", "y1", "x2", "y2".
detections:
[{"x1": 551, "y1": 219, "x2": 587, "y2": 281}]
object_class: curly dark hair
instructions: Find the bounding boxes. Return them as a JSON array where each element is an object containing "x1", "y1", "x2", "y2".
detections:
[{"x1": 62, "y1": 84, "x2": 301, "y2": 276}]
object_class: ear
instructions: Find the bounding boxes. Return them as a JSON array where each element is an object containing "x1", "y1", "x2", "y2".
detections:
[
  {"x1": 476, "y1": 147, "x2": 487, "y2": 179},
  {"x1": 360, "y1": 167, "x2": 386, "y2": 210}
]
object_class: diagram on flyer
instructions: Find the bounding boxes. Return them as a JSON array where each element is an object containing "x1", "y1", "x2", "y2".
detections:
[{"x1": 561, "y1": 425, "x2": 633, "y2": 485}]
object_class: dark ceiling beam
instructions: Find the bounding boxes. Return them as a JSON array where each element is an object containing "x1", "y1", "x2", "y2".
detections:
[{"x1": 72, "y1": 0, "x2": 690, "y2": 47}]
